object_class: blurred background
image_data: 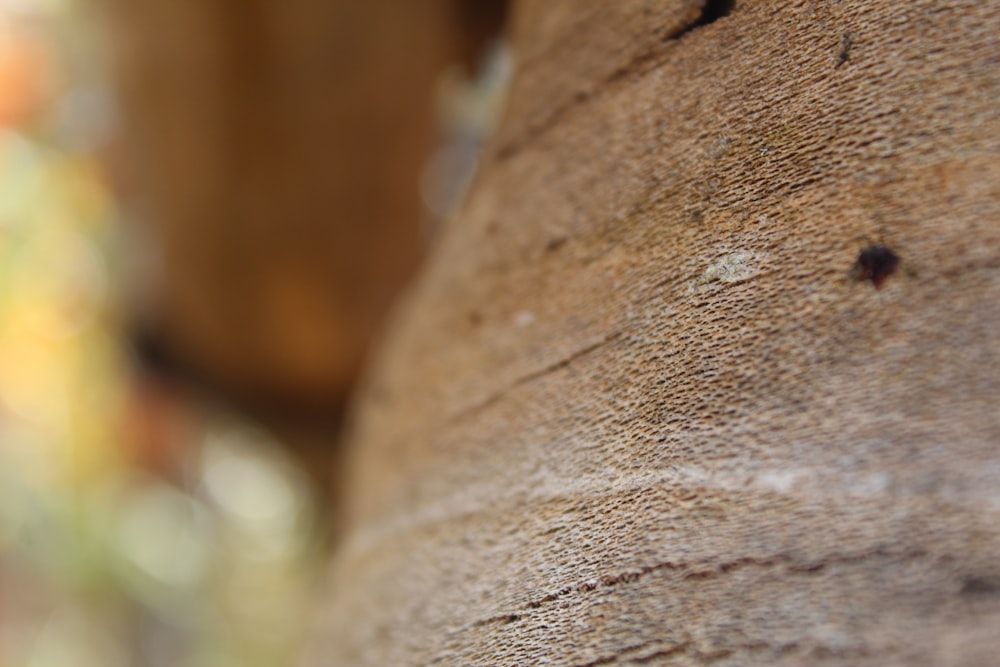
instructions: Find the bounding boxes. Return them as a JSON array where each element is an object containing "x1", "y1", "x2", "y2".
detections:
[{"x1": 0, "y1": 1, "x2": 509, "y2": 665}]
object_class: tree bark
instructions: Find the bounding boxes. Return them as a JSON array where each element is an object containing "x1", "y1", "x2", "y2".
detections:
[{"x1": 306, "y1": 1, "x2": 1000, "y2": 664}]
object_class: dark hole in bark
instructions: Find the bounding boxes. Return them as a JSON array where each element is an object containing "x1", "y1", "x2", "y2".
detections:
[
  {"x1": 694, "y1": 0, "x2": 736, "y2": 27},
  {"x1": 851, "y1": 245, "x2": 900, "y2": 289},
  {"x1": 836, "y1": 32, "x2": 854, "y2": 67},
  {"x1": 668, "y1": 0, "x2": 735, "y2": 40}
]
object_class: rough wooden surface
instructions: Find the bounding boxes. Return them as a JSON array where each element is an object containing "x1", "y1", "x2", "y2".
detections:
[{"x1": 307, "y1": 1, "x2": 1000, "y2": 664}]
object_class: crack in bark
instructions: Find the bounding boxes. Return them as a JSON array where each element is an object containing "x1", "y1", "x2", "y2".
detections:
[
  {"x1": 493, "y1": 34, "x2": 688, "y2": 163},
  {"x1": 448, "y1": 331, "x2": 624, "y2": 422},
  {"x1": 573, "y1": 642, "x2": 691, "y2": 667},
  {"x1": 627, "y1": 644, "x2": 694, "y2": 663},
  {"x1": 469, "y1": 612, "x2": 523, "y2": 629},
  {"x1": 494, "y1": 0, "x2": 740, "y2": 163},
  {"x1": 515, "y1": 546, "x2": 927, "y2": 616},
  {"x1": 684, "y1": 547, "x2": 928, "y2": 581},
  {"x1": 445, "y1": 549, "x2": 925, "y2": 664},
  {"x1": 566, "y1": 639, "x2": 800, "y2": 666}
]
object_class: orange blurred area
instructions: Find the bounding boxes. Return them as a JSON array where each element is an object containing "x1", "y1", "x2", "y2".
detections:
[{"x1": 0, "y1": 16, "x2": 52, "y2": 127}]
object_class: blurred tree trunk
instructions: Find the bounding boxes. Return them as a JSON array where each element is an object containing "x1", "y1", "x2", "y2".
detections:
[
  {"x1": 105, "y1": 0, "x2": 465, "y2": 420},
  {"x1": 303, "y1": 1, "x2": 1000, "y2": 665},
  {"x1": 103, "y1": 0, "x2": 506, "y2": 487}
]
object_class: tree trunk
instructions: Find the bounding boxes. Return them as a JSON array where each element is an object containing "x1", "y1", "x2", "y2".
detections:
[
  {"x1": 306, "y1": 1, "x2": 1000, "y2": 664},
  {"x1": 105, "y1": 0, "x2": 458, "y2": 418},
  {"x1": 102, "y1": 0, "x2": 507, "y2": 488}
]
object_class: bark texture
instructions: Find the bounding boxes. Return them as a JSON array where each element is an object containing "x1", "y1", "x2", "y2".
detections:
[{"x1": 307, "y1": 1, "x2": 1000, "y2": 664}]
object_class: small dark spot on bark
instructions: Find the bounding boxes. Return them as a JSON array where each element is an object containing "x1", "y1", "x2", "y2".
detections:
[
  {"x1": 851, "y1": 245, "x2": 899, "y2": 288},
  {"x1": 836, "y1": 32, "x2": 853, "y2": 67},
  {"x1": 960, "y1": 576, "x2": 1000, "y2": 596},
  {"x1": 467, "y1": 310, "x2": 483, "y2": 326},
  {"x1": 545, "y1": 237, "x2": 567, "y2": 253},
  {"x1": 503, "y1": 613, "x2": 521, "y2": 624},
  {"x1": 790, "y1": 562, "x2": 827, "y2": 574}
]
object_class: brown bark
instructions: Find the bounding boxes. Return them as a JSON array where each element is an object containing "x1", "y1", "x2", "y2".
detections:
[{"x1": 306, "y1": 1, "x2": 1000, "y2": 664}]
